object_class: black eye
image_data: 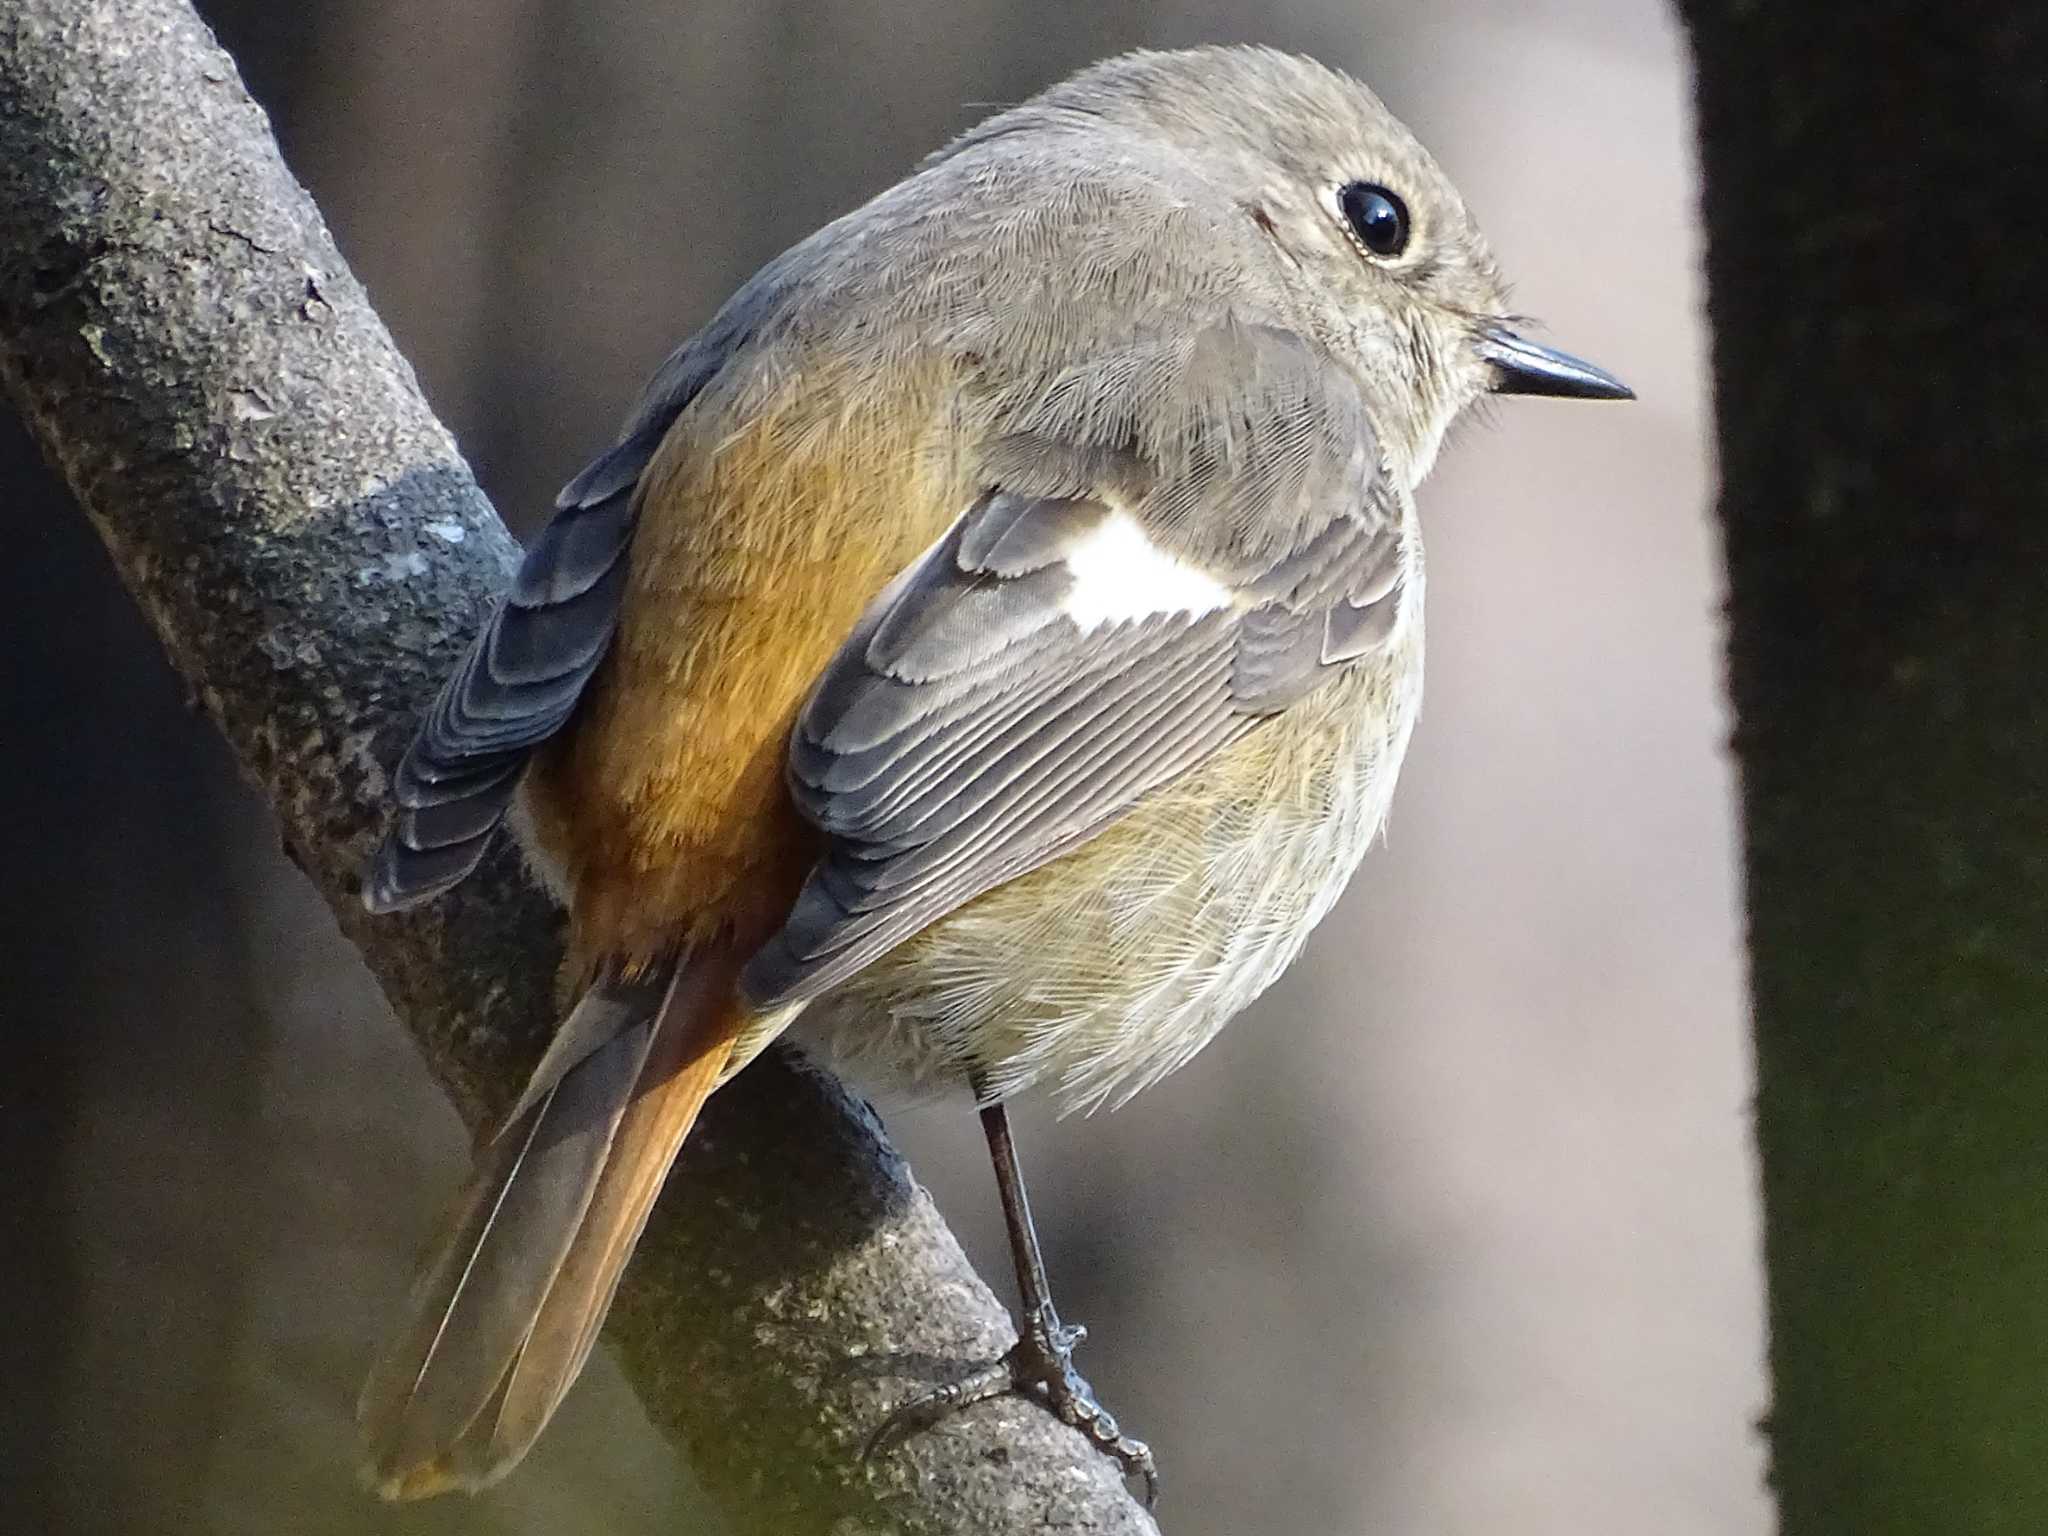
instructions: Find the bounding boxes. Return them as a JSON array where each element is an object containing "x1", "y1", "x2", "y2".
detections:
[{"x1": 1337, "y1": 181, "x2": 1410, "y2": 258}]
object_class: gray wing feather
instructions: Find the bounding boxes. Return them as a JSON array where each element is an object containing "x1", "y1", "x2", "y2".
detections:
[
  {"x1": 365, "y1": 264, "x2": 796, "y2": 912},
  {"x1": 742, "y1": 324, "x2": 1414, "y2": 1008},
  {"x1": 364, "y1": 493, "x2": 633, "y2": 911}
]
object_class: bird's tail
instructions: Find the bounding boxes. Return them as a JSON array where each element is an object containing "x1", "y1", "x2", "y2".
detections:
[{"x1": 357, "y1": 945, "x2": 748, "y2": 1499}]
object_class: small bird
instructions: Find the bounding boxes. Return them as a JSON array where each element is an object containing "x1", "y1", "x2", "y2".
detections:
[{"x1": 357, "y1": 44, "x2": 1630, "y2": 1503}]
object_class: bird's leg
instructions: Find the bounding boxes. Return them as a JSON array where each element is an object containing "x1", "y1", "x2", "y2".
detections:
[
  {"x1": 978, "y1": 1099, "x2": 1160, "y2": 1501},
  {"x1": 864, "y1": 1096, "x2": 1158, "y2": 1506}
]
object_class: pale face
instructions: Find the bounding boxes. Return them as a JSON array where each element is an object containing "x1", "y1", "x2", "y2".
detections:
[
  {"x1": 1048, "y1": 48, "x2": 1627, "y2": 478},
  {"x1": 1225, "y1": 118, "x2": 1514, "y2": 481}
]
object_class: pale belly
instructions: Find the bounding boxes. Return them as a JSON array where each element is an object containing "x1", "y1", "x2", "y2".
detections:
[{"x1": 794, "y1": 636, "x2": 1423, "y2": 1115}]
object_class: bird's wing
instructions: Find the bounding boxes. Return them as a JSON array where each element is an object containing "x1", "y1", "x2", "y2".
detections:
[
  {"x1": 365, "y1": 257, "x2": 800, "y2": 911},
  {"x1": 742, "y1": 322, "x2": 1411, "y2": 1008}
]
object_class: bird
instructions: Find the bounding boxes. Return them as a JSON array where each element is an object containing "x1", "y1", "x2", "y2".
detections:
[{"x1": 355, "y1": 43, "x2": 1631, "y2": 1504}]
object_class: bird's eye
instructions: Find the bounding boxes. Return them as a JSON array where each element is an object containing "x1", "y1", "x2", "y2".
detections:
[{"x1": 1337, "y1": 182, "x2": 1410, "y2": 259}]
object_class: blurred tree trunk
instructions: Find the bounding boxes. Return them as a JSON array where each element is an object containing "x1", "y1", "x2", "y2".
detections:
[{"x1": 1680, "y1": 6, "x2": 2048, "y2": 1532}]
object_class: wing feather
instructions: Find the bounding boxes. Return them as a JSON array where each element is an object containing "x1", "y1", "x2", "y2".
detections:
[
  {"x1": 742, "y1": 322, "x2": 1417, "y2": 1009},
  {"x1": 365, "y1": 265, "x2": 795, "y2": 912}
]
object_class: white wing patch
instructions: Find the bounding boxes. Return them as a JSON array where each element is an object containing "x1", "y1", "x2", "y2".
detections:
[{"x1": 1059, "y1": 510, "x2": 1235, "y2": 630}]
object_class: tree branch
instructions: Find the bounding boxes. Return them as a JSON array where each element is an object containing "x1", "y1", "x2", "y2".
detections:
[{"x1": 0, "y1": 3, "x2": 1153, "y2": 1531}]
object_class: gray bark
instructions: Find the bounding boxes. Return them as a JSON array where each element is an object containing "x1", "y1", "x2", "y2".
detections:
[{"x1": 0, "y1": 3, "x2": 1153, "y2": 1531}]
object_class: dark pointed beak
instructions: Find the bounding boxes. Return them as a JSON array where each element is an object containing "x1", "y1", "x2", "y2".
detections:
[{"x1": 1477, "y1": 324, "x2": 1634, "y2": 400}]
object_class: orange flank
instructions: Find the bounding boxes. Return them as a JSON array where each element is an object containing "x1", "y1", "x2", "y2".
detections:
[{"x1": 520, "y1": 366, "x2": 968, "y2": 973}]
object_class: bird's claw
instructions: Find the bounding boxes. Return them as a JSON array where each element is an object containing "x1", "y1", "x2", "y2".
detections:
[{"x1": 864, "y1": 1302, "x2": 1158, "y2": 1507}]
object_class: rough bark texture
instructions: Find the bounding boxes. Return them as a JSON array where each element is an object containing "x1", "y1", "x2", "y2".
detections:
[
  {"x1": 1681, "y1": 6, "x2": 2048, "y2": 1533},
  {"x1": 0, "y1": 4, "x2": 1155, "y2": 1531}
]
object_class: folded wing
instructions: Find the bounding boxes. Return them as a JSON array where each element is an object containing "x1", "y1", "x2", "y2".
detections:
[{"x1": 743, "y1": 323, "x2": 1412, "y2": 1008}]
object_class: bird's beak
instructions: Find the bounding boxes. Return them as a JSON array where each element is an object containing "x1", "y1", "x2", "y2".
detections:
[{"x1": 1476, "y1": 323, "x2": 1634, "y2": 401}]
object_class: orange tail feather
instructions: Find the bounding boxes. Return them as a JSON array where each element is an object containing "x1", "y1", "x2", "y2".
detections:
[{"x1": 359, "y1": 946, "x2": 748, "y2": 1498}]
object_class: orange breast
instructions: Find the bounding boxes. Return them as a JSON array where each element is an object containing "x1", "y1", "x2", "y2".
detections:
[{"x1": 521, "y1": 364, "x2": 965, "y2": 975}]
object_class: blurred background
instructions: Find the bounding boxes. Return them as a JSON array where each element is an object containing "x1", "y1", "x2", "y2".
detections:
[{"x1": 0, "y1": 1, "x2": 1762, "y2": 1532}]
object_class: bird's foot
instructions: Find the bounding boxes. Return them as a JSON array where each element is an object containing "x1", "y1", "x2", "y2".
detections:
[{"x1": 865, "y1": 1301, "x2": 1158, "y2": 1506}]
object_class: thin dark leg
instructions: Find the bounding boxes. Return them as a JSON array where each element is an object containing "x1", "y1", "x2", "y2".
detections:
[
  {"x1": 982, "y1": 1101, "x2": 1054, "y2": 1315},
  {"x1": 863, "y1": 1097, "x2": 1159, "y2": 1505}
]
